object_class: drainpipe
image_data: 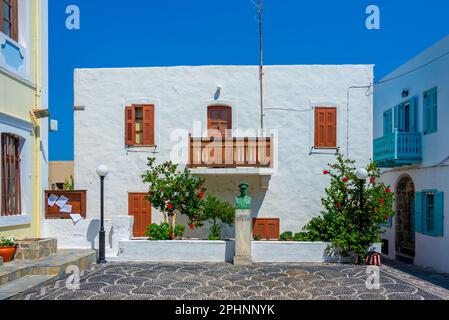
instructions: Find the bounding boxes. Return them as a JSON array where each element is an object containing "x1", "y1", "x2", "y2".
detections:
[
  {"x1": 34, "y1": 0, "x2": 42, "y2": 238},
  {"x1": 258, "y1": 0, "x2": 264, "y2": 134}
]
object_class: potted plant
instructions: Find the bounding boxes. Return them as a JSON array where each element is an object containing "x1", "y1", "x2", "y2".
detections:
[{"x1": 0, "y1": 237, "x2": 17, "y2": 262}]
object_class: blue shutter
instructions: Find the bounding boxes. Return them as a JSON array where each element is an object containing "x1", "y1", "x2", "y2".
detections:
[
  {"x1": 409, "y1": 96, "x2": 417, "y2": 133},
  {"x1": 383, "y1": 109, "x2": 392, "y2": 135},
  {"x1": 415, "y1": 192, "x2": 423, "y2": 233},
  {"x1": 431, "y1": 88, "x2": 438, "y2": 133},
  {"x1": 435, "y1": 192, "x2": 444, "y2": 237},
  {"x1": 394, "y1": 105, "x2": 400, "y2": 131}
]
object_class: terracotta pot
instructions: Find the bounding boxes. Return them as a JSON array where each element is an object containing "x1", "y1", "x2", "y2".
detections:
[{"x1": 0, "y1": 246, "x2": 16, "y2": 263}]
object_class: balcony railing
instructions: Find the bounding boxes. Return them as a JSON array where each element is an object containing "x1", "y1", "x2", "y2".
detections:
[
  {"x1": 188, "y1": 135, "x2": 273, "y2": 168},
  {"x1": 374, "y1": 130, "x2": 422, "y2": 168}
]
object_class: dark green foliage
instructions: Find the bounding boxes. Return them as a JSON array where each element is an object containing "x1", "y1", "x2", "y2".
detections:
[
  {"x1": 146, "y1": 223, "x2": 186, "y2": 240},
  {"x1": 200, "y1": 196, "x2": 235, "y2": 240},
  {"x1": 298, "y1": 151, "x2": 395, "y2": 263}
]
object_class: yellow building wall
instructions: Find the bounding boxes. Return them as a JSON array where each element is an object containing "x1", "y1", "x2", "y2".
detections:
[{"x1": 0, "y1": 1, "x2": 43, "y2": 239}]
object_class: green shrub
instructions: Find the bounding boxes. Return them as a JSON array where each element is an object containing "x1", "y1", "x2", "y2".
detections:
[
  {"x1": 298, "y1": 151, "x2": 395, "y2": 263},
  {"x1": 279, "y1": 231, "x2": 294, "y2": 241},
  {"x1": 146, "y1": 223, "x2": 185, "y2": 240},
  {"x1": 199, "y1": 196, "x2": 235, "y2": 240},
  {"x1": 253, "y1": 234, "x2": 261, "y2": 241}
]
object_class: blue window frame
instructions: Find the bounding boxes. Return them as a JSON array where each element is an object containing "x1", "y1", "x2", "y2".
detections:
[
  {"x1": 423, "y1": 87, "x2": 437, "y2": 135},
  {"x1": 415, "y1": 190, "x2": 444, "y2": 237},
  {"x1": 383, "y1": 109, "x2": 393, "y2": 136}
]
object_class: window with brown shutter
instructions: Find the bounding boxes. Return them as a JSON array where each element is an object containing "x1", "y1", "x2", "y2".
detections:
[
  {"x1": 1, "y1": 133, "x2": 21, "y2": 216},
  {"x1": 125, "y1": 105, "x2": 155, "y2": 146},
  {"x1": 0, "y1": 0, "x2": 19, "y2": 42},
  {"x1": 252, "y1": 218, "x2": 280, "y2": 240},
  {"x1": 208, "y1": 106, "x2": 232, "y2": 138},
  {"x1": 314, "y1": 107, "x2": 337, "y2": 148}
]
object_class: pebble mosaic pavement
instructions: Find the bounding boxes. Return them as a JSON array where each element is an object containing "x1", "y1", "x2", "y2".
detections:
[{"x1": 11, "y1": 261, "x2": 449, "y2": 300}]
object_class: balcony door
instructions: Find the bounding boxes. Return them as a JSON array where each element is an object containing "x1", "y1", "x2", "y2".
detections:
[
  {"x1": 208, "y1": 106, "x2": 232, "y2": 138},
  {"x1": 394, "y1": 97, "x2": 417, "y2": 133}
]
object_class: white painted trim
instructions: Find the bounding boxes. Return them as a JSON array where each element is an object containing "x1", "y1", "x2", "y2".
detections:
[
  {"x1": 0, "y1": 214, "x2": 30, "y2": 228},
  {"x1": 200, "y1": 99, "x2": 239, "y2": 138},
  {"x1": 0, "y1": 112, "x2": 33, "y2": 132},
  {"x1": 308, "y1": 102, "x2": 343, "y2": 154}
]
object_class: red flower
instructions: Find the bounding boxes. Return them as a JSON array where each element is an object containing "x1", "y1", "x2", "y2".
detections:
[
  {"x1": 385, "y1": 215, "x2": 390, "y2": 222},
  {"x1": 386, "y1": 188, "x2": 391, "y2": 193},
  {"x1": 198, "y1": 192, "x2": 204, "y2": 200},
  {"x1": 370, "y1": 176, "x2": 375, "y2": 184},
  {"x1": 379, "y1": 199, "x2": 385, "y2": 205},
  {"x1": 336, "y1": 203, "x2": 341, "y2": 209},
  {"x1": 167, "y1": 203, "x2": 173, "y2": 210},
  {"x1": 323, "y1": 170, "x2": 330, "y2": 175},
  {"x1": 189, "y1": 224, "x2": 196, "y2": 230},
  {"x1": 169, "y1": 232, "x2": 174, "y2": 238},
  {"x1": 342, "y1": 177, "x2": 348, "y2": 182}
]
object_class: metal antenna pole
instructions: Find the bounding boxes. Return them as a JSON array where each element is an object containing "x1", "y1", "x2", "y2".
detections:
[{"x1": 258, "y1": 0, "x2": 264, "y2": 133}]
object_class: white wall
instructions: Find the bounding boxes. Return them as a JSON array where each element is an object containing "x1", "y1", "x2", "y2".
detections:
[
  {"x1": 375, "y1": 35, "x2": 449, "y2": 274},
  {"x1": 74, "y1": 65, "x2": 373, "y2": 237}
]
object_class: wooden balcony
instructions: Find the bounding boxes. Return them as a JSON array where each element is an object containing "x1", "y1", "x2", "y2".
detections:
[
  {"x1": 374, "y1": 129, "x2": 422, "y2": 168},
  {"x1": 188, "y1": 135, "x2": 273, "y2": 169}
]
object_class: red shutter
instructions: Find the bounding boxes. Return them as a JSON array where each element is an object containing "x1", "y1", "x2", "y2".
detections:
[
  {"x1": 252, "y1": 218, "x2": 280, "y2": 240},
  {"x1": 142, "y1": 105, "x2": 155, "y2": 146},
  {"x1": 11, "y1": 0, "x2": 19, "y2": 42},
  {"x1": 315, "y1": 107, "x2": 337, "y2": 148},
  {"x1": 125, "y1": 106, "x2": 135, "y2": 146}
]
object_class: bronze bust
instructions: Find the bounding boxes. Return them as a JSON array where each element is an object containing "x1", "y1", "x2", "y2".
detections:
[{"x1": 235, "y1": 182, "x2": 251, "y2": 210}]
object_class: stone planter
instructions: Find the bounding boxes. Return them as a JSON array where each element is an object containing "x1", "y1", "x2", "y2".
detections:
[
  {"x1": 0, "y1": 246, "x2": 17, "y2": 263},
  {"x1": 251, "y1": 241, "x2": 382, "y2": 263},
  {"x1": 117, "y1": 240, "x2": 235, "y2": 262},
  {"x1": 14, "y1": 238, "x2": 57, "y2": 260}
]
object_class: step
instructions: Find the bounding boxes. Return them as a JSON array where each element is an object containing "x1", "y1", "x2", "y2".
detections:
[
  {"x1": 0, "y1": 275, "x2": 57, "y2": 300},
  {"x1": 0, "y1": 249, "x2": 96, "y2": 288},
  {"x1": 396, "y1": 252, "x2": 414, "y2": 265}
]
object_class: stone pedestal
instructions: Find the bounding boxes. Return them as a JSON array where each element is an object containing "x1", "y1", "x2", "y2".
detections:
[{"x1": 233, "y1": 209, "x2": 253, "y2": 266}]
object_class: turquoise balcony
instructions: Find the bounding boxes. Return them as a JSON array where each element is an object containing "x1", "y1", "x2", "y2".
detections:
[{"x1": 374, "y1": 130, "x2": 422, "y2": 168}]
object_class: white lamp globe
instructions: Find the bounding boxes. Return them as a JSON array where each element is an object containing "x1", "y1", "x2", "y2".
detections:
[
  {"x1": 96, "y1": 165, "x2": 109, "y2": 178},
  {"x1": 355, "y1": 168, "x2": 369, "y2": 180}
]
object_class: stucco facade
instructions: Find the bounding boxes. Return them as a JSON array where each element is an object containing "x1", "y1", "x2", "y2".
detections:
[
  {"x1": 0, "y1": 0, "x2": 48, "y2": 239},
  {"x1": 69, "y1": 64, "x2": 373, "y2": 244},
  {"x1": 374, "y1": 35, "x2": 449, "y2": 273}
]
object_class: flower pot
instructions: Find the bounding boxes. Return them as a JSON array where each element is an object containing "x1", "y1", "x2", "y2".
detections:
[{"x1": 0, "y1": 246, "x2": 16, "y2": 262}]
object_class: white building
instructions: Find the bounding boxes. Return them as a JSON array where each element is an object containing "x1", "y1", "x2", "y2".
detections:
[
  {"x1": 48, "y1": 65, "x2": 373, "y2": 253},
  {"x1": 374, "y1": 35, "x2": 449, "y2": 273}
]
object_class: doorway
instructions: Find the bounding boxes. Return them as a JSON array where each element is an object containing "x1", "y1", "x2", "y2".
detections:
[
  {"x1": 395, "y1": 176, "x2": 416, "y2": 261},
  {"x1": 128, "y1": 193, "x2": 152, "y2": 238}
]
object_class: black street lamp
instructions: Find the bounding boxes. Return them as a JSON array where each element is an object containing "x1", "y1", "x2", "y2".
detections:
[{"x1": 96, "y1": 164, "x2": 109, "y2": 264}]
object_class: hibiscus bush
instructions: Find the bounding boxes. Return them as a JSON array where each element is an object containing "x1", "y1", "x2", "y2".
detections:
[
  {"x1": 142, "y1": 158, "x2": 206, "y2": 238},
  {"x1": 295, "y1": 151, "x2": 394, "y2": 263}
]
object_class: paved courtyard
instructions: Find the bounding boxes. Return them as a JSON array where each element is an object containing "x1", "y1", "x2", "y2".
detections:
[{"x1": 11, "y1": 260, "x2": 449, "y2": 300}]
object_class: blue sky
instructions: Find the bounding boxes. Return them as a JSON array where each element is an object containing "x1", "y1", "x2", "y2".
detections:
[{"x1": 49, "y1": 0, "x2": 449, "y2": 161}]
